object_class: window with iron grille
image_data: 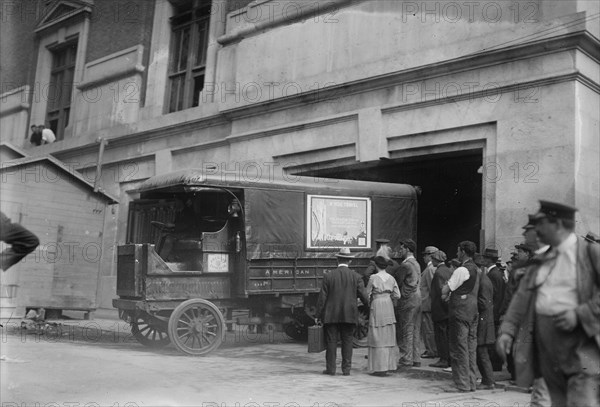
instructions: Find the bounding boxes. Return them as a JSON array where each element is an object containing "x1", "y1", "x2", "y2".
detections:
[
  {"x1": 46, "y1": 40, "x2": 77, "y2": 140},
  {"x1": 168, "y1": 0, "x2": 211, "y2": 113}
]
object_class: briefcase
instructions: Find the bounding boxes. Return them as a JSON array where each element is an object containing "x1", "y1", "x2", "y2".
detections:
[{"x1": 308, "y1": 324, "x2": 326, "y2": 353}]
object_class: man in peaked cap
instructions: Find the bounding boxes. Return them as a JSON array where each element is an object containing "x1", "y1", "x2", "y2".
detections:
[
  {"x1": 392, "y1": 238, "x2": 422, "y2": 369},
  {"x1": 420, "y1": 246, "x2": 439, "y2": 359},
  {"x1": 498, "y1": 200, "x2": 600, "y2": 406},
  {"x1": 522, "y1": 214, "x2": 539, "y2": 248},
  {"x1": 316, "y1": 248, "x2": 369, "y2": 376}
]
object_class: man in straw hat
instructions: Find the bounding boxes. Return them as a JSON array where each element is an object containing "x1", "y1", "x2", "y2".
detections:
[
  {"x1": 497, "y1": 200, "x2": 600, "y2": 406},
  {"x1": 316, "y1": 247, "x2": 369, "y2": 376}
]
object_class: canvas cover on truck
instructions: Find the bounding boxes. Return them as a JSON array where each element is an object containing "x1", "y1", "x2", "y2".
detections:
[
  {"x1": 134, "y1": 169, "x2": 418, "y2": 260},
  {"x1": 244, "y1": 188, "x2": 417, "y2": 260}
]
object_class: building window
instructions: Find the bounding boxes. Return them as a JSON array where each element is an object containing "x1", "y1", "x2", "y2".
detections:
[
  {"x1": 168, "y1": 0, "x2": 210, "y2": 113},
  {"x1": 46, "y1": 40, "x2": 77, "y2": 140}
]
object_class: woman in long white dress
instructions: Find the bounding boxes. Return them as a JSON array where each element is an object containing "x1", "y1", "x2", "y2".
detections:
[{"x1": 367, "y1": 255, "x2": 401, "y2": 376}]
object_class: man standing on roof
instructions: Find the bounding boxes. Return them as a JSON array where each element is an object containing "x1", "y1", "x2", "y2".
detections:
[{"x1": 39, "y1": 124, "x2": 56, "y2": 144}]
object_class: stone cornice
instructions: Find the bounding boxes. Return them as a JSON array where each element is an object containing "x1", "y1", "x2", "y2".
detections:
[
  {"x1": 382, "y1": 72, "x2": 599, "y2": 115},
  {"x1": 219, "y1": 31, "x2": 600, "y2": 120},
  {"x1": 51, "y1": 30, "x2": 599, "y2": 164}
]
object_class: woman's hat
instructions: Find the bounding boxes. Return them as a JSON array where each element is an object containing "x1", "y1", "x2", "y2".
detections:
[
  {"x1": 335, "y1": 247, "x2": 355, "y2": 259},
  {"x1": 373, "y1": 256, "x2": 389, "y2": 269}
]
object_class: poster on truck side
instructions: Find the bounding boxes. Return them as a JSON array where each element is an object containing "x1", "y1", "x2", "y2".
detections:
[{"x1": 306, "y1": 195, "x2": 371, "y2": 249}]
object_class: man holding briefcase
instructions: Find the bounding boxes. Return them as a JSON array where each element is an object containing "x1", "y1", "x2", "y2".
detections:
[{"x1": 316, "y1": 248, "x2": 369, "y2": 376}]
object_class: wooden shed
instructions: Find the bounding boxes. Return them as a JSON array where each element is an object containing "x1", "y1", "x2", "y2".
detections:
[{"x1": 0, "y1": 149, "x2": 118, "y2": 318}]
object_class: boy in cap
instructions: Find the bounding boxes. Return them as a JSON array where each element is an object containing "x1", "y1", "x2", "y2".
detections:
[{"x1": 497, "y1": 200, "x2": 600, "y2": 406}]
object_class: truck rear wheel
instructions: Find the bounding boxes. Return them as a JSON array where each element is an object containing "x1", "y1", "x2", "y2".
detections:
[
  {"x1": 168, "y1": 299, "x2": 225, "y2": 356},
  {"x1": 131, "y1": 314, "x2": 170, "y2": 348}
]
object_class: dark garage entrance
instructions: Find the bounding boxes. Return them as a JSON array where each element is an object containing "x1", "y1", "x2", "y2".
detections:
[{"x1": 297, "y1": 150, "x2": 483, "y2": 261}]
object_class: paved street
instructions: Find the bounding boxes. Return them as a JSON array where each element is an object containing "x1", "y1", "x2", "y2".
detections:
[{"x1": 0, "y1": 317, "x2": 529, "y2": 407}]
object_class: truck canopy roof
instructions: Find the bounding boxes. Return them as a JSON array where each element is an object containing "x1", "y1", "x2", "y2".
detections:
[{"x1": 136, "y1": 168, "x2": 417, "y2": 198}]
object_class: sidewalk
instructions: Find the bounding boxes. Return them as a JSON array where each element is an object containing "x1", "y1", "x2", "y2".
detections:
[
  {"x1": 407, "y1": 359, "x2": 531, "y2": 394},
  {"x1": 2, "y1": 311, "x2": 532, "y2": 395}
]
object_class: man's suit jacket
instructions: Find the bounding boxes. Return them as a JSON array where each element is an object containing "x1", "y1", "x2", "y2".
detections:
[
  {"x1": 499, "y1": 237, "x2": 600, "y2": 387},
  {"x1": 477, "y1": 270, "x2": 496, "y2": 345},
  {"x1": 420, "y1": 262, "x2": 435, "y2": 312},
  {"x1": 431, "y1": 263, "x2": 452, "y2": 322},
  {"x1": 487, "y1": 265, "x2": 505, "y2": 323},
  {"x1": 316, "y1": 265, "x2": 369, "y2": 324},
  {"x1": 393, "y1": 256, "x2": 421, "y2": 309}
]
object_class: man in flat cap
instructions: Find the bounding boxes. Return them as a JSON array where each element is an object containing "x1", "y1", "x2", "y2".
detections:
[
  {"x1": 430, "y1": 250, "x2": 452, "y2": 368},
  {"x1": 316, "y1": 248, "x2": 369, "y2": 376},
  {"x1": 497, "y1": 200, "x2": 600, "y2": 406},
  {"x1": 420, "y1": 246, "x2": 439, "y2": 359},
  {"x1": 392, "y1": 238, "x2": 422, "y2": 369}
]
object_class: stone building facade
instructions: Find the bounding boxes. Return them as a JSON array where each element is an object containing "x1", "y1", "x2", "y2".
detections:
[{"x1": 1, "y1": 0, "x2": 598, "y2": 310}]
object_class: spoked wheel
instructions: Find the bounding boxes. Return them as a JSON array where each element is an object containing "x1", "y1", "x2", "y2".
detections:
[
  {"x1": 168, "y1": 299, "x2": 225, "y2": 356},
  {"x1": 353, "y1": 305, "x2": 369, "y2": 348},
  {"x1": 131, "y1": 315, "x2": 170, "y2": 348},
  {"x1": 284, "y1": 319, "x2": 307, "y2": 341}
]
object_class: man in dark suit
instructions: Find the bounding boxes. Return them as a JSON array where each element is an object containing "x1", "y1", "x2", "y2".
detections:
[
  {"x1": 316, "y1": 247, "x2": 369, "y2": 376},
  {"x1": 475, "y1": 254, "x2": 496, "y2": 390},
  {"x1": 497, "y1": 201, "x2": 600, "y2": 406},
  {"x1": 430, "y1": 250, "x2": 452, "y2": 368},
  {"x1": 483, "y1": 247, "x2": 504, "y2": 371},
  {"x1": 392, "y1": 238, "x2": 422, "y2": 368}
]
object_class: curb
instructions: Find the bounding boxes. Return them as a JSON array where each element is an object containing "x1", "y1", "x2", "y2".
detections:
[{"x1": 407, "y1": 366, "x2": 531, "y2": 394}]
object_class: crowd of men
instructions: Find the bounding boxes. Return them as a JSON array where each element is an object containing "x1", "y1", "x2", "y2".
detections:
[{"x1": 316, "y1": 200, "x2": 600, "y2": 407}]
